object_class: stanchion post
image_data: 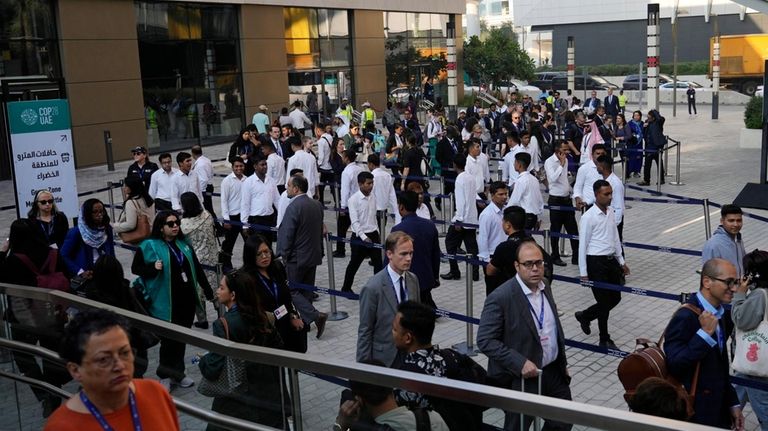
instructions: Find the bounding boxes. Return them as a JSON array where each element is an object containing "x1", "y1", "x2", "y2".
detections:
[
  {"x1": 107, "y1": 181, "x2": 116, "y2": 221},
  {"x1": 451, "y1": 257, "x2": 477, "y2": 356},
  {"x1": 703, "y1": 198, "x2": 712, "y2": 240},
  {"x1": 664, "y1": 138, "x2": 671, "y2": 177},
  {"x1": 0, "y1": 293, "x2": 12, "y2": 363},
  {"x1": 104, "y1": 130, "x2": 114, "y2": 172},
  {"x1": 288, "y1": 368, "x2": 303, "y2": 431},
  {"x1": 621, "y1": 157, "x2": 627, "y2": 183},
  {"x1": 669, "y1": 140, "x2": 684, "y2": 185},
  {"x1": 215, "y1": 263, "x2": 226, "y2": 316},
  {"x1": 655, "y1": 149, "x2": 662, "y2": 193},
  {"x1": 439, "y1": 180, "x2": 446, "y2": 236},
  {"x1": 325, "y1": 234, "x2": 348, "y2": 321},
  {"x1": 543, "y1": 229, "x2": 551, "y2": 254}
]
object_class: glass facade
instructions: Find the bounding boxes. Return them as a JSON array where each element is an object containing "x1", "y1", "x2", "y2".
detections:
[
  {"x1": 0, "y1": 0, "x2": 60, "y2": 80},
  {"x1": 479, "y1": 0, "x2": 510, "y2": 17},
  {"x1": 383, "y1": 12, "x2": 449, "y2": 107},
  {"x1": 135, "y1": 1, "x2": 243, "y2": 150},
  {"x1": 284, "y1": 7, "x2": 351, "y2": 117}
]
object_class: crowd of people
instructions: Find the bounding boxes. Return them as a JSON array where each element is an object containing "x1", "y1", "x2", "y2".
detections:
[{"x1": 1, "y1": 91, "x2": 767, "y2": 431}]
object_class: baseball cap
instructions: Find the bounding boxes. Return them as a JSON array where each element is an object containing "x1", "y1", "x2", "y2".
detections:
[
  {"x1": 131, "y1": 146, "x2": 147, "y2": 154},
  {"x1": 259, "y1": 104, "x2": 268, "y2": 111}
]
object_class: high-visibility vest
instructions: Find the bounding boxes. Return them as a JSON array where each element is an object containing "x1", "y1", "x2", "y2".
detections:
[
  {"x1": 363, "y1": 108, "x2": 375, "y2": 123},
  {"x1": 146, "y1": 107, "x2": 158, "y2": 129}
]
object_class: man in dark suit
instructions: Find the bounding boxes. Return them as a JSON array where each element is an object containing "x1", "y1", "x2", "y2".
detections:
[
  {"x1": 664, "y1": 258, "x2": 744, "y2": 429},
  {"x1": 357, "y1": 231, "x2": 421, "y2": 367},
  {"x1": 391, "y1": 191, "x2": 441, "y2": 309},
  {"x1": 277, "y1": 174, "x2": 328, "y2": 338},
  {"x1": 435, "y1": 125, "x2": 460, "y2": 212},
  {"x1": 603, "y1": 88, "x2": 619, "y2": 119},
  {"x1": 585, "y1": 90, "x2": 601, "y2": 114},
  {"x1": 477, "y1": 241, "x2": 572, "y2": 431}
]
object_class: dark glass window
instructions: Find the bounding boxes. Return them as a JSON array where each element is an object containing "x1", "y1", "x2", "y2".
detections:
[
  {"x1": 0, "y1": 0, "x2": 59, "y2": 78},
  {"x1": 284, "y1": 8, "x2": 349, "y2": 70}
]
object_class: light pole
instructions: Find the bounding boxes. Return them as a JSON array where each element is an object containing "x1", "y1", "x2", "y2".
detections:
[{"x1": 446, "y1": 19, "x2": 457, "y2": 122}]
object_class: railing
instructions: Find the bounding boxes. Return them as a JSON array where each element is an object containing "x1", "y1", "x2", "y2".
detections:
[{"x1": 0, "y1": 282, "x2": 721, "y2": 431}]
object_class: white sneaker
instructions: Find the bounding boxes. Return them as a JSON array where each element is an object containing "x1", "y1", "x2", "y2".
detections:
[
  {"x1": 173, "y1": 376, "x2": 195, "y2": 388},
  {"x1": 159, "y1": 378, "x2": 171, "y2": 392}
]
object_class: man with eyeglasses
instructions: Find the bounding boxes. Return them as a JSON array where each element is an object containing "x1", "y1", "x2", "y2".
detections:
[
  {"x1": 478, "y1": 241, "x2": 573, "y2": 431},
  {"x1": 575, "y1": 179, "x2": 629, "y2": 350},
  {"x1": 702, "y1": 204, "x2": 746, "y2": 278},
  {"x1": 664, "y1": 258, "x2": 743, "y2": 430}
]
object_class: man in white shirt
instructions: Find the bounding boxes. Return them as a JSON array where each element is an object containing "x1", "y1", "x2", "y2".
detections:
[
  {"x1": 148, "y1": 152, "x2": 177, "y2": 211},
  {"x1": 316, "y1": 123, "x2": 335, "y2": 204},
  {"x1": 368, "y1": 153, "x2": 400, "y2": 232},
  {"x1": 478, "y1": 181, "x2": 509, "y2": 265},
  {"x1": 465, "y1": 138, "x2": 487, "y2": 197},
  {"x1": 595, "y1": 155, "x2": 625, "y2": 242},
  {"x1": 519, "y1": 131, "x2": 541, "y2": 172},
  {"x1": 575, "y1": 179, "x2": 630, "y2": 350},
  {"x1": 285, "y1": 137, "x2": 318, "y2": 198},
  {"x1": 191, "y1": 145, "x2": 220, "y2": 233},
  {"x1": 171, "y1": 151, "x2": 203, "y2": 212},
  {"x1": 341, "y1": 172, "x2": 383, "y2": 293},
  {"x1": 219, "y1": 158, "x2": 247, "y2": 269},
  {"x1": 508, "y1": 152, "x2": 543, "y2": 230},
  {"x1": 288, "y1": 100, "x2": 312, "y2": 134},
  {"x1": 441, "y1": 154, "x2": 480, "y2": 282},
  {"x1": 241, "y1": 155, "x2": 280, "y2": 244},
  {"x1": 276, "y1": 168, "x2": 303, "y2": 227},
  {"x1": 263, "y1": 141, "x2": 286, "y2": 194},
  {"x1": 334, "y1": 148, "x2": 362, "y2": 258},
  {"x1": 573, "y1": 144, "x2": 607, "y2": 210},
  {"x1": 501, "y1": 133, "x2": 522, "y2": 187},
  {"x1": 545, "y1": 141, "x2": 580, "y2": 267}
]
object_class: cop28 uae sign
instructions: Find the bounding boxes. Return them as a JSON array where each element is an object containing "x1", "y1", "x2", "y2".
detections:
[{"x1": 8, "y1": 99, "x2": 79, "y2": 219}]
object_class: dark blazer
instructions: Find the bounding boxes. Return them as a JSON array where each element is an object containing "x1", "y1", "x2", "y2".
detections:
[
  {"x1": 585, "y1": 97, "x2": 601, "y2": 111},
  {"x1": 277, "y1": 194, "x2": 324, "y2": 268},
  {"x1": 357, "y1": 267, "x2": 420, "y2": 367},
  {"x1": 603, "y1": 95, "x2": 619, "y2": 117},
  {"x1": 391, "y1": 214, "x2": 441, "y2": 292},
  {"x1": 60, "y1": 227, "x2": 115, "y2": 276},
  {"x1": 435, "y1": 137, "x2": 458, "y2": 174},
  {"x1": 126, "y1": 161, "x2": 159, "y2": 191},
  {"x1": 29, "y1": 213, "x2": 70, "y2": 249},
  {"x1": 664, "y1": 294, "x2": 739, "y2": 428},
  {"x1": 477, "y1": 277, "x2": 568, "y2": 388}
]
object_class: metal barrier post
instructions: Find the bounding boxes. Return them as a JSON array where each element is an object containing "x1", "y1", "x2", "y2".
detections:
[
  {"x1": 0, "y1": 293, "x2": 11, "y2": 363},
  {"x1": 669, "y1": 141, "x2": 684, "y2": 186},
  {"x1": 703, "y1": 198, "x2": 712, "y2": 240},
  {"x1": 378, "y1": 211, "x2": 387, "y2": 261},
  {"x1": 104, "y1": 130, "x2": 114, "y2": 172},
  {"x1": 560, "y1": 237, "x2": 571, "y2": 258},
  {"x1": 621, "y1": 157, "x2": 627, "y2": 183},
  {"x1": 664, "y1": 139, "x2": 671, "y2": 177},
  {"x1": 655, "y1": 149, "x2": 662, "y2": 193},
  {"x1": 215, "y1": 263, "x2": 226, "y2": 317},
  {"x1": 107, "y1": 181, "x2": 116, "y2": 221},
  {"x1": 452, "y1": 258, "x2": 478, "y2": 357},
  {"x1": 543, "y1": 229, "x2": 551, "y2": 254},
  {"x1": 439, "y1": 179, "x2": 446, "y2": 237},
  {"x1": 325, "y1": 234, "x2": 348, "y2": 321},
  {"x1": 288, "y1": 368, "x2": 303, "y2": 431}
]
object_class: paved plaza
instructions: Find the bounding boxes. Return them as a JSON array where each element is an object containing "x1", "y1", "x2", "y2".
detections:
[{"x1": 1, "y1": 104, "x2": 767, "y2": 430}]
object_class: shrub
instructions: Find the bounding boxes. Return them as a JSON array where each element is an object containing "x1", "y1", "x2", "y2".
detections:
[{"x1": 744, "y1": 96, "x2": 763, "y2": 129}]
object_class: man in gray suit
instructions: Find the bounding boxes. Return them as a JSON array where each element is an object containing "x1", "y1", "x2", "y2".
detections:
[
  {"x1": 477, "y1": 241, "x2": 572, "y2": 431},
  {"x1": 277, "y1": 174, "x2": 328, "y2": 338},
  {"x1": 357, "y1": 231, "x2": 421, "y2": 367}
]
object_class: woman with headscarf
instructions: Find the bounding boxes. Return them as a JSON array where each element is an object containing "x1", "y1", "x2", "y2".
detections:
[
  {"x1": 27, "y1": 189, "x2": 69, "y2": 249},
  {"x1": 61, "y1": 198, "x2": 115, "y2": 279},
  {"x1": 228, "y1": 128, "x2": 257, "y2": 177}
]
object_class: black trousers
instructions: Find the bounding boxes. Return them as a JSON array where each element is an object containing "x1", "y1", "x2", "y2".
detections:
[
  {"x1": 336, "y1": 212, "x2": 351, "y2": 253},
  {"x1": 548, "y1": 196, "x2": 579, "y2": 260},
  {"x1": 219, "y1": 213, "x2": 244, "y2": 270},
  {"x1": 525, "y1": 214, "x2": 539, "y2": 231},
  {"x1": 341, "y1": 232, "x2": 383, "y2": 292},
  {"x1": 688, "y1": 99, "x2": 697, "y2": 115},
  {"x1": 157, "y1": 297, "x2": 195, "y2": 380},
  {"x1": 582, "y1": 255, "x2": 624, "y2": 341},
  {"x1": 642, "y1": 151, "x2": 665, "y2": 183},
  {"x1": 444, "y1": 226, "x2": 479, "y2": 277},
  {"x1": 318, "y1": 170, "x2": 336, "y2": 204},
  {"x1": 155, "y1": 198, "x2": 172, "y2": 212},
  {"x1": 505, "y1": 362, "x2": 573, "y2": 431},
  {"x1": 248, "y1": 214, "x2": 276, "y2": 245},
  {"x1": 286, "y1": 263, "x2": 321, "y2": 324},
  {"x1": 11, "y1": 326, "x2": 70, "y2": 402}
]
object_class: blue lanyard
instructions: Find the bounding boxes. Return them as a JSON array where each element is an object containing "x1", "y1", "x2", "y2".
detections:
[
  {"x1": 167, "y1": 242, "x2": 185, "y2": 266},
  {"x1": 39, "y1": 220, "x2": 53, "y2": 242},
  {"x1": 258, "y1": 272, "x2": 279, "y2": 300},
  {"x1": 527, "y1": 293, "x2": 546, "y2": 330},
  {"x1": 80, "y1": 389, "x2": 142, "y2": 431}
]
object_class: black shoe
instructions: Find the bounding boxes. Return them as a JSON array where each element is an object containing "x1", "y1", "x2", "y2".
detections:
[
  {"x1": 599, "y1": 339, "x2": 618, "y2": 350},
  {"x1": 440, "y1": 272, "x2": 460, "y2": 280},
  {"x1": 316, "y1": 313, "x2": 328, "y2": 339},
  {"x1": 575, "y1": 311, "x2": 591, "y2": 335},
  {"x1": 552, "y1": 258, "x2": 567, "y2": 267},
  {"x1": 194, "y1": 321, "x2": 209, "y2": 330},
  {"x1": 571, "y1": 257, "x2": 579, "y2": 265},
  {"x1": 332, "y1": 251, "x2": 346, "y2": 258},
  {"x1": 341, "y1": 287, "x2": 355, "y2": 294},
  {"x1": 637, "y1": 181, "x2": 650, "y2": 186},
  {"x1": 456, "y1": 248, "x2": 466, "y2": 254},
  {"x1": 472, "y1": 272, "x2": 480, "y2": 282}
]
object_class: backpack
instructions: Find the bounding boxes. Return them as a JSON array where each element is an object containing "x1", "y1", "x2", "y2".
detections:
[
  {"x1": 428, "y1": 348, "x2": 487, "y2": 431},
  {"x1": 617, "y1": 303, "x2": 701, "y2": 418}
]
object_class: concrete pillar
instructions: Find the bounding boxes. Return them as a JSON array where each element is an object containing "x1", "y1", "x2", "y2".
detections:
[
  {"x1": 567, "y1": 37, "x2": 575, "y2": 93},
  {"x1": 646, "y1": 4, "x2": 660, "y2": 112},
  {"x1": 465, "y1": 0, "x2": 480, "y2": 38}
]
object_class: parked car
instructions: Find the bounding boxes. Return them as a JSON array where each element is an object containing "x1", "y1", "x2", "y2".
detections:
[
  {"x1": 756, "y1": 85, "x2": 764, "y2": 97},
  {"x1": 622, "y1": 73, "x2": 674, "y2": 90},
  {"x1": 551, "y1": 75, "x2": 619, "y2": 91},
  {"x1": 659, "y1": 81, "x2": 704, "y2": 90},
  {"x1": 465, "y1": 80, "x2": 541, "y2": 95},
  {"x1": 530, "y1": 71, "x2": 566, "y2": 91}
]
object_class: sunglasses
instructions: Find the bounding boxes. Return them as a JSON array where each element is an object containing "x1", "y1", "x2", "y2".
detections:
[
  {"x1": 165, "y1": 220, "x2": 180, "y2": 227},
  {"x1": 38, "y1": 199, "x2": 54, "y2": 205}
]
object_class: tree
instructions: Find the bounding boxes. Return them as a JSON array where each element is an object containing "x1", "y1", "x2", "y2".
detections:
[{"x1": 463, "y1": 26, "x2": 535, "y2": 87}]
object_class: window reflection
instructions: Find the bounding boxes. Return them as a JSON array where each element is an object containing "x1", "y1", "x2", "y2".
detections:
[{"x1": 0, "y1": 0, "x2": 59, "y2": 78}]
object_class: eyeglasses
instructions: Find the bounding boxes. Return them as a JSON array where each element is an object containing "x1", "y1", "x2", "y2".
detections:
[
  {"x1": 517, "y1": 260, "x2": 544, "y2": 269},
  {"x1": 38, "y1": 199, "x2": 54, "y2": 205},
  {"x1": 165, "y1": 220, "x2": 180, "y2": 227},
  {"x1": 708, "y1": 275, "x2": 739, "y2": 288},
  {"x1": 256, "y1": 250, "x2": 271, "y2": 257},
  {"x1": 87, "y1": 349, "x2": 134, "y2": 369}
]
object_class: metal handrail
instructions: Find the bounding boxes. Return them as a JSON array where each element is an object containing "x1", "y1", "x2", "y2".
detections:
[
  {"x1": 0, "y1": 338, "x2": 279, "y2": 431},
  {"x1": 0, "y1": 283, "x2": 720, "y2": 431}
]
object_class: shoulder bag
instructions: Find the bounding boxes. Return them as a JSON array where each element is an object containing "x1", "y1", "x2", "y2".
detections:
[
  {"x1": 118, "y1": 199, "x2": 151, "y2": 245},
  {"x1": 197, "y1": 317, "x2": 248, "y2": 397},
  {"x1": 732, "y1": 289, "x2": 768, "y2": 378}
]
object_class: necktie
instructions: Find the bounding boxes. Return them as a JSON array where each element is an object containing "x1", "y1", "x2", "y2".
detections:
[
  {"x1": 398, "y1": 276, "x2": 407, "y2": 303},
  {"x1": 275, "y1": 140, "x2": 282, "y2": 157}
]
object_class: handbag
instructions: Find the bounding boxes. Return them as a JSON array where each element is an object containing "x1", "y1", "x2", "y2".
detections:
[
  {"x1": 118, "y1": 200, "x2": 151, "y2": 244},
  {"x1": 732, "y1": 289, "x2": 768, "y2": 378},
  {"x1": 197, "y1": 317, "x2": 248, "y2": 397}
]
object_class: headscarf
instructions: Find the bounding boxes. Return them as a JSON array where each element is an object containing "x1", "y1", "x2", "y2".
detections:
[{"x1": 78, "y1": 204, "x2": 108, "y2": 249}]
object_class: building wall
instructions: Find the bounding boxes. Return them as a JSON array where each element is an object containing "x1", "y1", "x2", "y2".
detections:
[
  {"x1": 352, "y1": 11, "x2": 387, "y2": 111},
  {"x1": 549, "y1": 13, "x2": 768, "y2": 66},
  {"x1": 57, "y1": 0, "x2": 146, "y2": 168}
]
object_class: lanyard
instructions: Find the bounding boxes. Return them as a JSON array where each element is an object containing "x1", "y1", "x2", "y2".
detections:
[
  {"x1": 527, "y1": 293, "x2": 546, "y2": 330},
  {"x1": 258, "y1": 272, "x2": 279, "y2": 300},
  {"x1": 80, "y1": 389, "x2": 142, "y2": 431},
  {"x1": 39, "y1": 220, "x2": 53, "y2": 242},
  {"x1": 167, "y1": 242, "x2": 185, "y2": 266}
]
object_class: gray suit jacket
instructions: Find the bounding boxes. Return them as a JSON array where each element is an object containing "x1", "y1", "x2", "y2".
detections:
[
  {"x1": 277, "y1": 194, "x2": 323, "y2": 267},
  {"x1": 477, "y1": 277, "x2": 568, "y2": 389},
  {"x1": 356, "y1": 267, "x2": 420, "y2": 367}
]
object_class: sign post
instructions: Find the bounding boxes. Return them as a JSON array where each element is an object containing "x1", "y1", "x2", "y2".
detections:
[{"x1": 7, "y1": 99, "x2": 78, "y2": 219}]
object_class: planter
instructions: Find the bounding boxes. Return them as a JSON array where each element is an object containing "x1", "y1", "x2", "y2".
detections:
[{"x1": 739, "y1": 127, "x2": 762, "y2": 149}]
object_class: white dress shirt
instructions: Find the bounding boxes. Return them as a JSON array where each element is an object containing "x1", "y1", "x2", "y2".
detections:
[
  {"x1": 285, "y1": 150, "x2": 318, "y2": 197},
  {"x1": 416, "y1": 204, "x2": 431, "y2": 220},
  {"x1": 573, "y1": 161, "x2": 601, "y2": 205},
  {"x1": 289, "y1": 108, "x2": 312, "y2": 130},
  {"x1": 426, "y1": 120, "x2": 443, "y2": 140},
  {"x1": 477, "y1": 152, "x2": 491, "y2": 185},
  {"x1": 503, "y1": 145, "x2": 522, "y2": 186},
  {"x1": 317, "y1": 133, "x2": 334, "y2": 171},
  {"x1": 267, "y1": 152, "x2": 286, "y2": 186},
  {"x1": 387, "y1": 265, "x2": 409, "y2": 303},
  {"x1": 452, "y1": 171, "x2": 479, "y2": 226},
  {"x1": 478, "y1": 203, "x2": 507, "y2": 262},
  {"x1": 172, "y1": 171, "x2": 203, "y2": 211},
  {"x1": 372, "y1": 167, "x2": 399, "y2": 217},
  {"x1": 466, "y1": 154, "x2": 485, "y2": 193},
  {"x1": 578, "y1": 204, "x2": 625, "y2": 277},
  {"x1": 148, "y1": 168, "x2": 177, "y2": 201},
  {"x1": 276, "y1": 190, "x2": 292, "y2": 227},
  {"x1": 340, "y1": 164, "x2": 362, "y2": 208},
  {"x1": 241, "y1": 174, "x2": 279, "y2": 218},
  {"x1": 544, "y1": 154, "x2": 571, "y2": 198},
  {"x1": 517, "y1": 274, "x2": 559, "y2": 367},
  {"x1": 605, "y1": 172, "x2": 625, "y2": 225},
  {"x1": 508, "y1": 171, "x2": 543, "y2": 215},
  {"x1": 521, "y1": 140, "x2": 541, "y2": 171},
  {"x1": 192, "y1": 155, "x2": 213, "y2": 192},
  {"x1": 220, "y1": 172, "x2": 247, "y2": 218},
  {"x1": 347, "y1": 191, "x2": 378, "y2": 240}
]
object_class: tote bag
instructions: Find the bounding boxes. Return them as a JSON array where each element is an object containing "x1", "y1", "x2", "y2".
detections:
[
  {"x1": 197, "y1": 317, "x2": 248, "y2": 397},
  {"x1": 733, "y1": 289, "x2": 768, "y2": 378}
]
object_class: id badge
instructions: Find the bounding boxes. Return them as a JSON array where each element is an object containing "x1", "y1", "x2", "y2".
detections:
[
  {"x1": 540, "y1": 335, "x2": 551, "y2": 351},
  {"x1": 181, "y1": 272, "x2": 189, "y2": 283},
  {"x1": 274, "y1": 305, "x2": 289, "y2": 320}
]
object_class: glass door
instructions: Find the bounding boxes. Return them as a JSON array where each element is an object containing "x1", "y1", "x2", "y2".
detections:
[{"x1": 322, "y1": 69, "x2": 352, "y2": 120}]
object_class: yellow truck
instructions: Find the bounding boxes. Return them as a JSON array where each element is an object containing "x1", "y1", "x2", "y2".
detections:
[{"x1": 710, "y1": 34, "x2": 768, "y2": 96}]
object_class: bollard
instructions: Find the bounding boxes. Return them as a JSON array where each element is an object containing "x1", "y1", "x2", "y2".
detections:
[
  {"x1": 288, "y1": 368, "x2": 303, "y2": 431},
  {"x1": 104, "y1": 130, "x2": 114, "y2": 172},
  {"x1": 669, "y1": 141, "x2": 684, "y2": 186},
  {"x1": 543, "y1": 229, "x2": 551, "y2": 254},
  {"x1": 703, "y1": 198, "x2": 712, "y2": 240},
  {"x1": 452, "y1": 258, "x2": 478, "y2": 356},
  {"x1": 325, "y1": 234, "x2": 348, "y2": 321},
  {"x1": 107, "y1": 181, "x2": 116, "y2": 221},
  {"x1": 655, "y1": 149, "x2": 662, "y2": 193}
]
